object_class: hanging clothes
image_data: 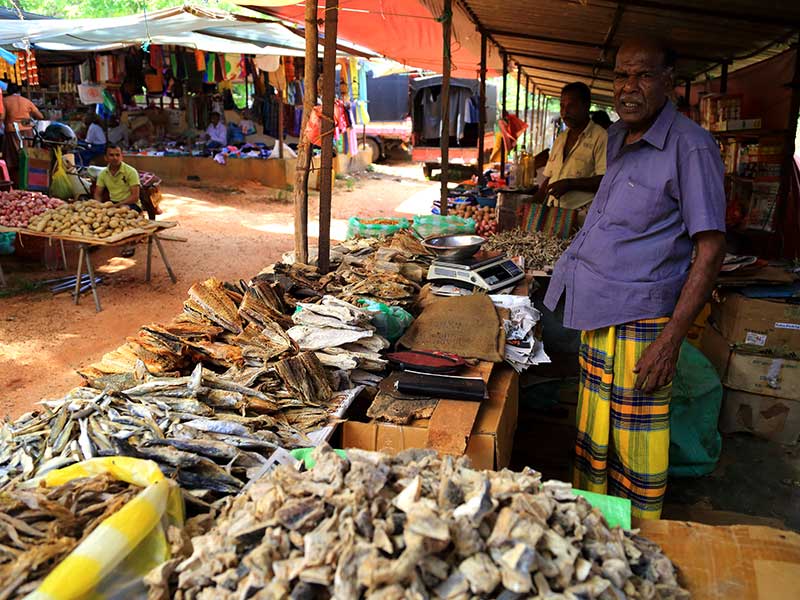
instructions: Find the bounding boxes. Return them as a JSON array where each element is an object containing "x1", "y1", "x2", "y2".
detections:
[
  {"x1": 254, "y1": 55, "x2": 280, "y2": 73},
  {"x1": 194, "y1": 50, "x2": 206, "y2": 72},
  {"x1": 149, "y1": 45, "x2": 163, "y2": 71}
]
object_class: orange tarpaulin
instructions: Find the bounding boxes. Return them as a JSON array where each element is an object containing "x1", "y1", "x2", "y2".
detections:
[{"x1": 242, "y1": 0, "x2": 502, "y2": 78}]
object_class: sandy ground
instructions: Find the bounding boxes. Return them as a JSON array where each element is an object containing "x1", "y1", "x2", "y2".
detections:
[{"x1": 0, "y1": 158, "x2": 437, "y2": 418}]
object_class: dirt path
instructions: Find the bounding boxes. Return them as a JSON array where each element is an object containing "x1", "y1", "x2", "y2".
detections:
[{"x1": 0, "y1": 160, "x2": 436, "y2": 418}]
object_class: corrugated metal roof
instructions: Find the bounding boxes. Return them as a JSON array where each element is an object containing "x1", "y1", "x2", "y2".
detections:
[{"x1": 457, "y1": 0, "x2": 799, "y2": 103}]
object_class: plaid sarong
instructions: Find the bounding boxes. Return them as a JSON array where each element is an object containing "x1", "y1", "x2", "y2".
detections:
[{"x1": 573, "y1": 317, "x2": 672, "y2": 520}]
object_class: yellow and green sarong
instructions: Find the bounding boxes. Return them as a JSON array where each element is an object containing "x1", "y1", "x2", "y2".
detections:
[{"x1": 573, "y1": 317, "x2": 671, "y2": 520}]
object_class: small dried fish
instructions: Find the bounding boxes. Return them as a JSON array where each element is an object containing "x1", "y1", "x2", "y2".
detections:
[{"x1": 485, "y1": 228, "x2": 573, "y2": 271}]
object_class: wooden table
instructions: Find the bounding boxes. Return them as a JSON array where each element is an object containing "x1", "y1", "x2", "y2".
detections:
[{"x1": 0, "y1": 222, "x2": 178, "y2": 312}]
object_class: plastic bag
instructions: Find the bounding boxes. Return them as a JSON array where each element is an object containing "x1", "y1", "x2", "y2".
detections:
[
  {"x1": 0, "y1": 231, "x2": 15, "y2": 255},
  {"x1": 413, "y1": 214, "x2": 476, "y2": 238},
  {"x1": 346, "y1": 216, "x2": 410, "y2": 239},
  {"x1": 358, "y1": 298, "x2": 414, "y2": 342},
  {"x1": 668, "y1": 341, "x2": 723, "y2": 477},
  {"x1": 28, "y1": 457, "x2": 184, "y2": 600},
  {"x1": 49, "y1": 147, "x2": 74, "y2": 200}
]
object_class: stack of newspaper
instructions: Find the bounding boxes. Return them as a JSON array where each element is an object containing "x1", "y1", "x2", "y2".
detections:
[{"x1": 490, "y1": 294, "x2": 551, "y2": 372}]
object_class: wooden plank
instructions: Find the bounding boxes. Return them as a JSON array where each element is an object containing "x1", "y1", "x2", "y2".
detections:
[{"x1": 317, "y1": 0, "x2": 338, "y2": 273}]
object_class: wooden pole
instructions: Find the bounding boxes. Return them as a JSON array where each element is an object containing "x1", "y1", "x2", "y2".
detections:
[
  {"x1": 522, "y1": 75, "x2": 529, "y2": 149},
  {"x1": 477, "y1": 30, "x2": 487, "y2": 184},
  {"x1": 318, "y1": 0, "x2": 338, "y2": 274},
  {"x1": 293, "y1": 0, "x2": 318, "y2": 264},
  {"x1": 501, "y1": 52, "x2": 508, "y2": 181},
  {"x1": 529, "y1": 84, "x2": 536, "y2": 153},
  {"x1": 439, "y1": 0, "x2": 452, "y2": 215},
  {"x1": 278, "y1": 59, "x2": 285, "y2": 159},
  {"x1": 515, "y1": 65, "x2": 521, "y2": 116},
  {"x1": 541, "y1": 95, "x2": 548, "y2": 150}
]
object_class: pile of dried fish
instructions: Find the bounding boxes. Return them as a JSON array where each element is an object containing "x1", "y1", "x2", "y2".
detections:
[
  {"x1": 289, "y1": 295, "x2": 389, "y2": 372},
  {"x1": 82, "y1": 277, "x2": 295, "y2": 379},
  {"x1": 0, "y1": 473, "x2": 140, "y2": 599},
  {"x1": 485, "y1": 229, "x2": 573, "y2": 271},
  {"x1": 168, "y1": 445, "x2": 689, "y2": 599},
  {"x1": 268, "y1": 231, "x2": 430, "y2": 312},
  {"x1": 0, "y1": 357, "x2": 335, "y2": 497}
]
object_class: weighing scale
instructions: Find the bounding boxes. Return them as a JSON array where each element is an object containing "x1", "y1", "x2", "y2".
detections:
[{"x1": 427, "y1": 251, "x2": 524, "y2": 293}]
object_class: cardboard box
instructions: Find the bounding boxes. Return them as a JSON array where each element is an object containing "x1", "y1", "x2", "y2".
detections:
[
  {"x1": 710, "y1": 293, "x2": 800, "y2": 350},
  {"x1": 342, "y1": 367, "x2": 518, "y2": 470},
  {"x1": 719, "y1": 388, "x2": 800, "y2": 444},
  {"x1": 639, "y1": 520, "x2": 800, "y2": 600},
  {"x1": 701, "y1": 326, "x2": 800, "y2": 400}
]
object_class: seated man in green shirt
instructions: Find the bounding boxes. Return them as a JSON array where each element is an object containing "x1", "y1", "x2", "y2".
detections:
[
  {"x1": 94, "y1": 144, "x2": 141, "y2": 208},
  {"x1": 94, "y1": 144, "x2": 141, "y2": 256}
]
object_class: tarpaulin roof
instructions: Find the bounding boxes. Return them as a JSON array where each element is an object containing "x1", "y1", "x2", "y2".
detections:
[
  {"x1": 0, "y1": 5, "x2": 376, "y2": 57},
  {"x1": 246, "y1": 0, "x2": 799, "y2": 103},
  {"x1": 241, "y1": 0, "x2": 503, "y2": 77}
]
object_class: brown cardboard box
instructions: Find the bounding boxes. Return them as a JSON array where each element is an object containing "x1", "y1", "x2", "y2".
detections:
[
  {"x1": 639, "y1": 520, "x2": 800, "y2": 600},
  {"x1": 719, "y1": 389, "x2": 800, "y2": 445},
  {"x1": 710, "y1": 293, "x2": 800, "y2": 350},
  {"x1": 701, "y1": 326, "x2": 800, "y2": 400},
  {"x1": 342, "y1": 366, "x2": 518, "y2": 470}
]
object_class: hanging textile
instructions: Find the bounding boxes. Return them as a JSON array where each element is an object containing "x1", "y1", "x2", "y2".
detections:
[
  {"x1": 204, "y1": 53, "x2": 216, "y2": 83},
  {"x1": 268, "y1": 61, "x2": 286, "y2": 95},
  {"x1": 149, "y1": 45, "x2": 163, "y2": 71},
  {"x1": 284, "y1": 57, "x2": 295, "y2": 82},
  {"x1": 195, "y1": 50, "x2": 206, "y2": 72},
  {"x1": 254, "y1": 55, "x2": 280, "y2": 73},
  {"x1": 222, "y1": 54, "x2": 243, "y2": 81}
]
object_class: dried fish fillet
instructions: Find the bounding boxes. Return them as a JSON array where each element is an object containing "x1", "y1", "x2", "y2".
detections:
[{"x1": 168, "y1": 445, "x2": 689, "y2": 599}]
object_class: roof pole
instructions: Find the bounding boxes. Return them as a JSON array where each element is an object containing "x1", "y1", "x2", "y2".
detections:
[
  {"x1": 293, "y1": 0, "x2": 318, "y2": 265},
  {"x1": 540, "y1": 96, "x2": 548, "y2": 150},
  {"x1": 515, "y1": 64, "x2": 521, "y2": 117},
  {"x1": 439, "y1": 0, "x2": 453, "y2": 215},
  {"x1": 477, "y1": 29, "x2": 487, "y2": 185},
  {"x1": 720, "y1": 61, "x2": 729, "y2": 94},
  {"x1": 278, "y1": 58, "x2": 285, "y2": 159},
  {"x1": 522, "y1": 75, "x2": 529, "y2": 150},
  {"x1": 501, "y1": 52, "x2": 508, "y2": 182},
  {"x1": 318, "y1": 0, "x2": 338, "y2": 274}
]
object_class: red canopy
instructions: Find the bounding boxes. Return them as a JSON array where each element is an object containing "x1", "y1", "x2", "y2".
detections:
[{"x1": 243, "y1": 0, "x2": 502, "y2": 78}]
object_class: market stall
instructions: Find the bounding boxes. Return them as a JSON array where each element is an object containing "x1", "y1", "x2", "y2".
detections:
[{"x1": 0, "y1": 6, "x2": 377, "y2": 190}]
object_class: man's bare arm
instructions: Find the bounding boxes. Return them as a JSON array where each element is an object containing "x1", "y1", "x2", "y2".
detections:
[
  {"x1": 634, "y1": 230, "x2": 726, "y2": 392},
  {"x1": 123, "y1": 185, "x2": 140, "y2": 206}
]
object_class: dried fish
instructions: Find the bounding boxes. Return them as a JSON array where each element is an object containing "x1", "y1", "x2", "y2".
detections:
[
  {"x1": 168, "y1": 445, "x2": 689, "y2": 599},
  {"x1": 485, "y1": 228, "x2": 573, "y2": 271},
  {"x1": 0, "y1": 473, "x2": 140, "y2": 600}
]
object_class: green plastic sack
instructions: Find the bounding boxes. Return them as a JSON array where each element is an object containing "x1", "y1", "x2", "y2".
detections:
[
  {"x1": 346, "y1": 216, "x2": 410, "y2": 239},
  {"x1": 668, "y1": 341, "x2": 723, "y2": 477},
  {"x1": 49, "y1": 147, "x2": 73, "y2": 200},
  {"x1": 358, "y1": 298, "x2": 414, "y2": 342},
  {"x1": 413, "y1": 214, "x2": 476, "y2": 237}
]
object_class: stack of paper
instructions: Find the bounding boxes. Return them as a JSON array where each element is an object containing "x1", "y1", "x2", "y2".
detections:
[{"x1": 490, "y1": 294, "x2": 551, "y2": 372}]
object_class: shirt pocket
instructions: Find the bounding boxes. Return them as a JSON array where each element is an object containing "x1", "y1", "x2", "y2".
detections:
[{"x1": 607, "y1": 177, "x2": 669, "y2": 234}]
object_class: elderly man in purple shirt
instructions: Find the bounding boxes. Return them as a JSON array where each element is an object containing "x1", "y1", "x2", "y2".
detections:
[{"x1": 544, "y1": 38, "x2": 726, "y2": 519}]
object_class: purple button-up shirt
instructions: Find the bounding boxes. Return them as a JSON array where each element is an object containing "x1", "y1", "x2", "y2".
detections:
[{"x1": 544, "y1": 100, "x2": 726, "y2": 331}]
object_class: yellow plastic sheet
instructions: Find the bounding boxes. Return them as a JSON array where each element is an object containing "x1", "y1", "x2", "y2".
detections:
[{"x1": 26, "y1": 457, "x2": 184, "y2": 600}]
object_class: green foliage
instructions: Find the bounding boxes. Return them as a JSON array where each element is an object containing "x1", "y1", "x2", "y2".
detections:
[{"x1": 12, "y1": 0, "x2": 240, "y2": 19}]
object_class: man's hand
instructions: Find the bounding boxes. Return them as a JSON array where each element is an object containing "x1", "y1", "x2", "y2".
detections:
[
  {"x1": 633, "y1": 334, "x2": 681, "y2": 392},
  {"x1": 547, "y1": 179, "x2": 572, "y2": 198}
]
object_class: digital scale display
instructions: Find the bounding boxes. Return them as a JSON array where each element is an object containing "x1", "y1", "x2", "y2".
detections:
[{"x1": 427, "y1": 252, "x2": 524, "y2": 292}]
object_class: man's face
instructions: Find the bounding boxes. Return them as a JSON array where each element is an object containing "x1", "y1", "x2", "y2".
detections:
[
  {"x1": 613, "y1": 43, "x2": 673, "y2": 130},
  {"x1": 560, "y1": 91, "x2": 589, "y2": 130},
  {"x1": 106, "y1": 147, "x2": 123, "y2": 168}
]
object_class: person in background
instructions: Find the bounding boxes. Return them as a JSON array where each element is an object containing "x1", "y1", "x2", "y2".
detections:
[
  {"x1": 205, "y1": 111, "x2": 227, "y2": 148},
  {"x1": 2, "y1": 82, "x2": 43, "y2": 185},
  {"x1": 533, "y1": 82, "x2": 607, "y2": 212},
  {"x1": 79, "y1": 114, "x2": 107, "y2": 165},
  {"x1": 107, "y1": 116, "x2": 130, "y2": 148},
  {"x1": 544, "y1": 38, "x2": 726, "y2": 520},
  {"x1": 591, "y1": 109, "x2": 613, "y2": 129},
  {"x1": 94, "y1": 143, "x2": 141, "y2": 257}
]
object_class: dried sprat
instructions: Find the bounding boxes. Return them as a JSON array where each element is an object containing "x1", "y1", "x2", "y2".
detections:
[
  {"x1": 485, "y1": 229, "x2": 573, "y2": 271},
  {"x1": 0, "y1": 473, "x2": 140, "y2": 600}
]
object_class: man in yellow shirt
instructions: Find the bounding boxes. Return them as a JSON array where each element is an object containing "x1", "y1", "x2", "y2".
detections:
[
  {"x1": 94, "y1": 144, "x2": 140, "y2": 207},
  {"x1": 534, "y1": 82, "x2": 608, "y2": 211}
]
